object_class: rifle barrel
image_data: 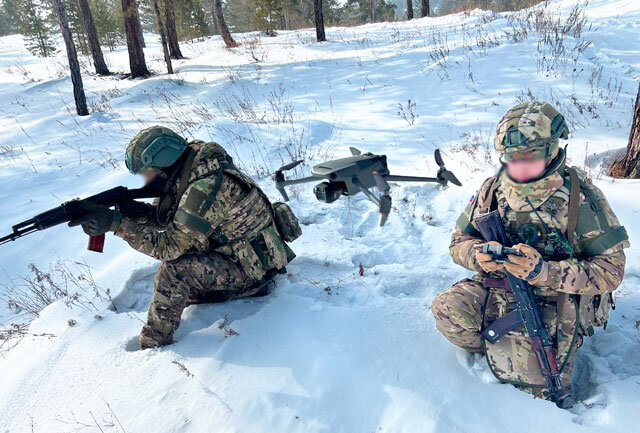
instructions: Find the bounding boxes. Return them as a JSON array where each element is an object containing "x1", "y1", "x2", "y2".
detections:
[{"x1": 0, "y1": 185, "x2": 161, "y2": 248}]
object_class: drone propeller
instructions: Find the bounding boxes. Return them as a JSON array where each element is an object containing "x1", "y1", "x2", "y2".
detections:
[
  {"x1": 379, "y1": 195, "x2": 392, "y2": 226},
  {"x1": 274, "y1": 159, "x2": 304, "y2": 201},
  {"x1": 349, "y1": 147, "x2": 362, "y2": 156},
  {"x1": 278, "y1": 160, "x2": 304, "y2": 172},
  {"x1": 434, "y1": 149, "x2": 462, "y2": 187},
  {"x1": 434, "y1": 148, "x2": 445, "y2": 167},
  {"x1": 373, "y1": 171, "x2": 392, "y2": 226}
]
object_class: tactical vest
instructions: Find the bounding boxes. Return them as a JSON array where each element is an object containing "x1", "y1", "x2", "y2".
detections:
[
  {"x1": 171, "y1": 142, "x2": 297, "y2": 285},
  {"x1": 457, "y1": 158, "x2": 628, "y2": 388}
]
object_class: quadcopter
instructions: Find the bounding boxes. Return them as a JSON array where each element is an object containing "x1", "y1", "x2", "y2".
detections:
[{"x1": 273, "y1": 147, "x2": 462, "y2": 226}]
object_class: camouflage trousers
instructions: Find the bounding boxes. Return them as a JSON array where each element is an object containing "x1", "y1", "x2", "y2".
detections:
[
  {"x1": 432, "y1": 278, "x2": 580, "y2": 399},
  {"x1": 140, "y1": 252, "x2": 267, "y2": 349}
]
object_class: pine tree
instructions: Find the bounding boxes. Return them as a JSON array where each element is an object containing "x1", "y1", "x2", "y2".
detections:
[
  {"x1": 151, "y1": 0, "x2": 172, "y2": 73},
  {"x1": 17, "y1": 0, "x2": 57, "y2": 57},
  {"x1": 610, "y1": 84, "x2": 640, "y2": 178},
  {"x1": 78, "y1": 0, "x2": 111, "y2": 75},
  {"x1": 224, "y1": 0, "x2": 339, "y2": 32},
  {"x1": 163, "y1": 0, "x2": 183, "y2": 57},
  {"x1": 0, "y1": 0, "x2": 20, "y2": 36},
  {"x1": 63, "y1": 0, "x2": 90, "y2": 55},
  {"x1": 420, "y1": 0, "x2": 429, "y2": 17},
  {"x1": 252, "y1": 0, "x2": 283, "y2": 36},
  {"x1": 339, "y1": 0, "x2": 395, "y2": 24},
  {"x1": 225, "y1": 0, "x2": 254, "y2": 32},
  {"x1": 121, "y1": 0, "x2": 149, "y2": 77},
  {"x1": 406, "y1": 0, "x2": 413, "y2": 19},
  {"x1": 212, "y1": 0, "x2": 237, "y2": 48},
  {"x1": 91, "y1": 0, "x2": 124, "y2": 51},
  {"x1": 314, "y1": 0, "x2": 325, "y2": 41},
  {"x1": 175, "y1": 0, "x2": 210, "y2": 41},
  {"x1": 52, "y1": 0, "x2": 89, "y2": 115}
]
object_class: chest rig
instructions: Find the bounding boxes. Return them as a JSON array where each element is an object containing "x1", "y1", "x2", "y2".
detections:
[
  {"x1": 172, "y1": 142, "x2": 293, "y2": 284},
  {"x1": 495, "y1": 179, "x2": 574, "y2": 262}
]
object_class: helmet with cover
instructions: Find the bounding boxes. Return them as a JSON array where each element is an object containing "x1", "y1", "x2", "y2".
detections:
[
  {"x1": 125, "y1": 126, "x2": 188, "y2": 175},
  {"x1": 495, "y1": 101, "x2": 569, "y2": 164}
]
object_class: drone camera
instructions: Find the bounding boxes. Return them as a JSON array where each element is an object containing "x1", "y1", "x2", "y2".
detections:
[{"x1": 314, "y1": 181, "x2": 346, "y2": 203}]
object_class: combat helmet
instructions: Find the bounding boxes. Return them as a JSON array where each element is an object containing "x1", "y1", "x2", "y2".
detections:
[
  {"x1": 495, "y1": 101, "x2": 569, "y2": 164},
  {"x1": 125, "y1": 126, "x2": 188, "y2": 175}
]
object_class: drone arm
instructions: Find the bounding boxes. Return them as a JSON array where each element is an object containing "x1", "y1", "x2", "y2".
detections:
[
  {"x1": 384, "y1": 174, "x2": 445, "y2": 184},
  {"x1": 275, "y1": 176, "x2": 319, "y2": 201},
  {"x1": 277, "y1": 175, "x2": 320, "y2": 187},
  {"x1": 352, "y1": 178, "x2": 380, "y2": 205}
]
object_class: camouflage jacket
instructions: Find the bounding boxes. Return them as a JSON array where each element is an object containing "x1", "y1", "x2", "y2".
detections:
[
  {"x1": 116, "y1": 142, "x2": 292, "y2": 282},
  {"x1": 452, "y1": 158, "x2": 629, "y2": 298},
  {"x1": 450, "y1": 154, "x2": 629, "y2": 387}
]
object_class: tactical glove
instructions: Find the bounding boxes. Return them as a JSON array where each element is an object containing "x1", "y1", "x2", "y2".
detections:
[
  {"x1": 68, "y1": 202, "x2": 122, "y2": 236},
  {"x1": 116, "y1": 199, "x2": 156, "y2": 221},
  {"x1": 475, "y1": 241, "x2": 504, "y2": 273},
  {"x1": 504, "y1": 243, "x2": 548, "y2": 285}
]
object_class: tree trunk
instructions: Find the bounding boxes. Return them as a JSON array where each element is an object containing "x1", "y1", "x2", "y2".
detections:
[
  {"x1": 77, "y1": 0, "x2": 110, "y2": 75},
  {"x1": 52, "y1": 0, "x2": 88, "y2": 116},
  {"x1": 314, "y1": 0, "x2": 325, "y2": 42},
  {"x1": 421, "y1": 0, "x2": 429, "y2": 17},
  {"x1": 212, "y1": 0, "x2": 237, "y2": 48},
  {"x1": 152, "y1": 0, "x2": 172, "y2": 74},
  {"x1": 164, "y1": 0, "x2": 183, "y2": 59},
  {"x1": 121, "y1": 0, "x2": 149, "y2": 78},
  {"x1": 76, "y1": 30, "x2": 89, "y2": 55},
  {"x1": 406, "y1": 0, "x2": 413, "y2": 19},
  {"x1": 138, "y1": 8, "x2": 145, "y2": 48},
  {"x1": 210, "y1": 1, "x2": 219, "y2": 35},
  {"x1": 370, "y1": 0, "x2": 377, "y2": 22},
  {"x1": 609, "y1": 84, "x2": 640, "y2": 178}
]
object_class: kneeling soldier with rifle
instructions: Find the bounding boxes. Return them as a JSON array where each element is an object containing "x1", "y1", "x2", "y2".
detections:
[
  {"x1": 432, "y1": 102, "x2": 629, "y2": 407},
  {"x1": 67, "y1": 127, "x2": 301, "y2": 349}
]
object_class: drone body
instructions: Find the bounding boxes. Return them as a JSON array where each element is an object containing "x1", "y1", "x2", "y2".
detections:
[
  {"x1": 274, "y1": 147, "x2": 461, "y2": 226},
  {"x1": 311, "y1": 152, "x2": 388, "y2": 202}
]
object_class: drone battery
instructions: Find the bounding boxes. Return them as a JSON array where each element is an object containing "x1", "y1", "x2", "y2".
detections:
[{"x1": 314, "y1": 181, "x2": 344, "y2": 203}]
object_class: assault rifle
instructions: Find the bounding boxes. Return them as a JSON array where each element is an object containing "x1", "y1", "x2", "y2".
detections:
[
  {"x1": 474, "y1": 210, "x2": 575, "y2": 409},
  {"x1": 0, "y1": 185, "x2": 160, "y2": 253}
]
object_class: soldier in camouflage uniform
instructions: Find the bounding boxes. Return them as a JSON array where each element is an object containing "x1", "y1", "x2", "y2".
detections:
[
  {"x1": 69, "y1": 126, "x2": 301, "y2": 349},
  {"x1": 431, "y1": 102, "x2": 629, "y2": 402}
]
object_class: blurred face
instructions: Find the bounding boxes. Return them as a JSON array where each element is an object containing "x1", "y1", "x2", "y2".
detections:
[
  {"x1": 506, "y1": 158, "x2": 546, "y2": 182},
  {"x1": 142, "y1": 170, "x2": 158, "y2": 184}
]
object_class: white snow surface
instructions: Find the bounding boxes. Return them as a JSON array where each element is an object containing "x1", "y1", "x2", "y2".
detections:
[{"x1": 1, "y1": 0, "x2": 640, "y2": 431}]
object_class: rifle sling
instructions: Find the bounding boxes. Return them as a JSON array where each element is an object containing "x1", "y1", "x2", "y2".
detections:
[
  {"x1": 483, "y1": 277, "x2": 511, "y2": 291},
  {"x1": 177, "y1": 148, "x2": 197, "y2": 203},
  {"x1": 566, "y1": 167, "x2": 580, "y2": 248},
  {"x1": 156, "y1": 149, "x2": 197, "y2": 226},
  {"x1": 481, "y1": 310, "x2": 523, "y2": 344}
]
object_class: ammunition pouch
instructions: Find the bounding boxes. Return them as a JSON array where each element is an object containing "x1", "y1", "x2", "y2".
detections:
[
  {"x1": 222, "y1": 223, "x2": 290, "y2": 284},
  {"x1": 272, "y1": 202, "x2": 302, "y2": 242}
]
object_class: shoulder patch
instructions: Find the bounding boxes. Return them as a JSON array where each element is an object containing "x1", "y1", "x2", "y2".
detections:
[
  {"x1": 174, "y1": 208, "x2": 211, "y2": 236},
  {"x1": 182, "y1": 179, "x2": 215, "y2": 216}
]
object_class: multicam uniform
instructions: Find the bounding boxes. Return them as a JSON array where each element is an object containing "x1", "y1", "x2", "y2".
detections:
[
  {"x1": 432, "y1": 102, "x2": 629, "y2": 398},
  {"x1": 116, "y1": 140, "x2": 297, "y2": 348}
]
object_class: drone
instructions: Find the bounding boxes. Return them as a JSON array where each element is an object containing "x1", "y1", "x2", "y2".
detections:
[{"x1": 273, "y1": 147, "x2": 462, "y2": 226}]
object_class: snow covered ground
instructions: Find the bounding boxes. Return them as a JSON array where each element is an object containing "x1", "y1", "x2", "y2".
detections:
[{"x1": 1, "y1": 0, "x2": 640, "y2": 431}]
